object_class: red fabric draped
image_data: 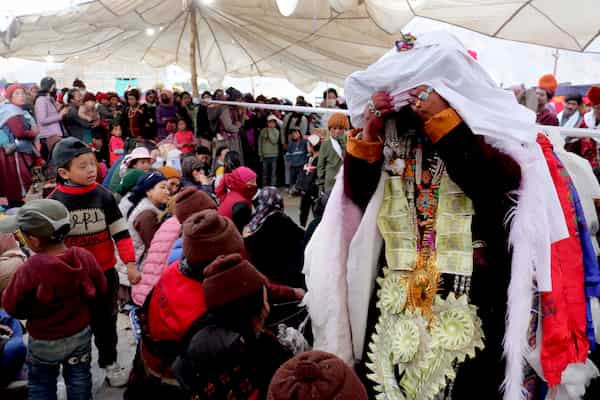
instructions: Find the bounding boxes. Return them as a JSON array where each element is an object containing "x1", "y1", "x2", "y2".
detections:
[{"x1": 537, "y1": 134, "x2": 588, "y2": 386}]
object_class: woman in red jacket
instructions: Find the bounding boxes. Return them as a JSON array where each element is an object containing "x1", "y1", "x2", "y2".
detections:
[{"x1": 216, "y1": 166, "x2": 257, "y2": 221}]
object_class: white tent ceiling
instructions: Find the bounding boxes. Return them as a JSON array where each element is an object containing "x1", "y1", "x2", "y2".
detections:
[{"x1": 1, "y1": 0, "x2": 599, "y2": 91}]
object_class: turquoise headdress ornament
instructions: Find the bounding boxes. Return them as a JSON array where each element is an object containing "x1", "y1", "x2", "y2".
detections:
[{"x1": 395, "y1": 32, "x2": 417, "y2": 52}]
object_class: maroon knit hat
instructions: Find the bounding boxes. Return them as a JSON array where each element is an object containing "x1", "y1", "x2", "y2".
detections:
[
  {"x1": 174, "y1": 187, "x2": 217, "y2": 223},
  {"x1": 83, "y1": 92, "x2": 96, "y2": 103},
  {"x1": 267, "y1": 351, "x2": 368, "y2": 400},
  {"x1": 202, "y1": 253, "x2": 267, "y2": 311},
  {"x1": 182, "y1": 210, "x2": 243, "y2": 267},
  {"x1": 5, "y1": 84, "x2": 24, "y2": 101}
]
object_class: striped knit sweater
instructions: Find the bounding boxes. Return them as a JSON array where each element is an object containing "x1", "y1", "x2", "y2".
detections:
[{"x1": 48, "y1": 183, "x2": 135, "y2": 271}]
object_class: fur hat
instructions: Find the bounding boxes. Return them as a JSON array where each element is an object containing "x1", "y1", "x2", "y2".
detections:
[{"x1": 587, "y1": 86, "x2": 600, "y2": 107}]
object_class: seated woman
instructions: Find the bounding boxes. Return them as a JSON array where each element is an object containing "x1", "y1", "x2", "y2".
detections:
[
  {"x1": 116, "y1": 172, "x2": 169, "y2": 304},
  {"x1": 244, "y1": 187, "x2": 306, "y2": 290},
  {"x1": 173, "y1": 254, "x2": 292, "y2": 399},
  {"x1": 131, "y1": 188, "x2": 217, "y2": 308},
  {"x1": 216, "y1": 166, "x2": 257, "y2": 223},
  {"x1": 181, "y1": 156, "x2": 213, "y2": 195},
  {"x1": 126, "y1": 210, "x2": 245, "y2": 399}
]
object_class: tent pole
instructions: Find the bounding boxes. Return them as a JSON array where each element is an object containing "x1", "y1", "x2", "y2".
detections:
[{"x1": 189, "y1": 5, "x2": 200, "y2": 97}]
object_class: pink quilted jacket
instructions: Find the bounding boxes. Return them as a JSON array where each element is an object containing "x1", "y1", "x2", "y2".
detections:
[{"x1": 131, "y1": 216, "x2": 182, "y2": 306}]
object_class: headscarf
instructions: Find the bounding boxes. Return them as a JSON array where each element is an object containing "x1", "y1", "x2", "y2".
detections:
[
  {"x1": 247, "y1": 187, "x2": 284, "y2": 234},
  {"x1": 216, "y1": 167, "x2": 257, "y2": 202}
]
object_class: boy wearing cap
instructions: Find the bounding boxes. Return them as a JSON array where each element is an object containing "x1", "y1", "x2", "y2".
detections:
[
  {"x1": 259, "y1": 115, "x2": 281, "y2": 186},
  {"x1": 0, "y1": 199, "x2": 107, "y2": 399},
  {"x1": 48, "y1": 137, "x2": 137, "y2": 387}
]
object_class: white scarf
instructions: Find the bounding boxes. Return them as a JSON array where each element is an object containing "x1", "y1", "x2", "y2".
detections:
[
  {"x1": 330, "y1": 136, "x2": 344, "y2": 159},
  {"x1": 557, "y1": 110, "x2": 582, "y2": 128},
  {"x1": 584, "y1": 110, "x2": 600, "y2": 130}
]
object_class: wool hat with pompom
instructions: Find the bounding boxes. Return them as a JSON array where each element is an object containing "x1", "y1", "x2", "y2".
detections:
[
  {"x1": 174, "y1": 187, "x2": 216, "y2": 224},
  {"x1": 267, "y1": 350, "x2": 368, "y2": 400},
  {"x1": 182, "y1": 209, "x2": 243, "y2": 267},
  {"x1": 202, "y1": 253, "x2": 267, "y2": 311}
]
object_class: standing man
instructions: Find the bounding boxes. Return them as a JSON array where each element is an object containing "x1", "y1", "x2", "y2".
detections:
[
  {"x1": 536, "y1": 74, "x2": 559, "y2": 126},
  {"x1": 558, "y1": 93, "x2": 584, "y2": 128}
]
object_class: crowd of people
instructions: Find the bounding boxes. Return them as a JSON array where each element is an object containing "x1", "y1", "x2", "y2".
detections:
[
  {"x1": 0, "y1": 76, "x2": 363, "y2": 400},
  {"x1": 2, "y1": 40, "x2": 600, "y2": 400}
]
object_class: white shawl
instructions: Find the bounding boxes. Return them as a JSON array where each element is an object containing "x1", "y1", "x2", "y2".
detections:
[{"x1": 558, "y1": 111, "x2": 582, "y2": 128}]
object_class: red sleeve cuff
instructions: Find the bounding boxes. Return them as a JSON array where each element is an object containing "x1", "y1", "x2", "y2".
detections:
[{"x1": 116, "y1": 237, "x2": 136, "y2": 264}]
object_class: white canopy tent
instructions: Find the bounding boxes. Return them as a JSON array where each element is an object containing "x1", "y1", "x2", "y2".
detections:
[{"x1": 2, "y1": 0, "x2": 600, "y2": 94}]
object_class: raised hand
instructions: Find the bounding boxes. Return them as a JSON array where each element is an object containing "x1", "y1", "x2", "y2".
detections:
[{"x1": 363, "y1": 91, "x2": 394, "y2": 142}]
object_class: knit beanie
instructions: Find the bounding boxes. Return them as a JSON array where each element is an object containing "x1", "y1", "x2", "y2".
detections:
[
  {"x1": 267, "y1": 351, "x2": 368, "y2": 400},
  {"x1": 587, "y1": 86, "x2": 600, "y2": 107},
  {"x1": 174, "y1": 187, "x2": 217, "y2": 223},
  {"x1": 83, "y1": 92, "x2": 96, "y2": 103},
  {"x1": 116, "y1": 168, "x2": 145, "y2": 195},
  {"x1": 159, "y1": 166, "x2": 181, "y2": 180},
  {"x1": 5, "y1": 84, "x2": 24, "y2": 101},
  {"x1": 131, "y1": 171, "x2": 167, "y2": 199},
  {"x1": 328, "y1": 112, "x2": 350, "y2": 130},
  {"x1": 182, "y1": 210, "x2": 243, "y2": 267},
  {"x1": 202, "y1": 253, "x2": 267, "y2": 311}
]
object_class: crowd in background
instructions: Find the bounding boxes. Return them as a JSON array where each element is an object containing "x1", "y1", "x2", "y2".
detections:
[{"x1": 0, "y1": 76, "x2": 364, "y2": 400}]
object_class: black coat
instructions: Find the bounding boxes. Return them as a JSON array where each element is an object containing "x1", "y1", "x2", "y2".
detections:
[{"x1": 244, "y1": 213, "x2": 306, "y2": 289}]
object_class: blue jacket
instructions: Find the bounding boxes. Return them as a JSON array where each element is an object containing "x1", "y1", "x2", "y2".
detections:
[
  {"x1": 168, "y1": 238, "x2": 183, "y2": 265},
  {"x1": 285, "y1": 139, "x2": 307, "y2": 167}
]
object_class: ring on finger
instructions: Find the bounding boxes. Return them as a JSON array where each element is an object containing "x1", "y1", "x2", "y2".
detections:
[
  {"x1": 368, "y1": 99, "x2": 382, "y2": 118},
  {"x1": 418, "y1": 86, "x2": 434, "y2": 101}
]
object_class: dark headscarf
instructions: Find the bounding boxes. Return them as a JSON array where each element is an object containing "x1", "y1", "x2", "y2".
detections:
[{"x1": 247, "y1": 187, "x2": 284, "y2": 234}]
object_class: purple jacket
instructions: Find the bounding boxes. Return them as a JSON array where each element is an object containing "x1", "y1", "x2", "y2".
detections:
[
  {"x1": 34, "y1": 95, "x2": 63, "y2": 139},
  {"x1": 156, "y1": 104, "x2": 178, "y2": 140}
]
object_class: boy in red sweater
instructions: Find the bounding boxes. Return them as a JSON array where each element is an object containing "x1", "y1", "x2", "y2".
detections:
[
  {"x1": 48, "y1": 137, "x2": 138, "y2": 387},
  {"x1": 1, "y1": 199, "x2": 107, "y2": 399}
]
